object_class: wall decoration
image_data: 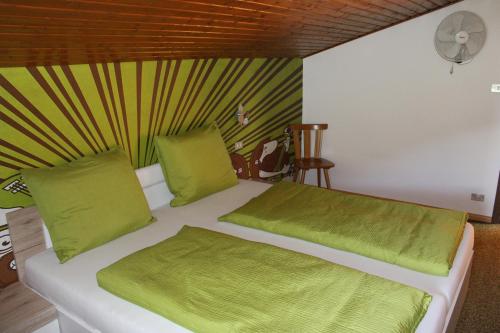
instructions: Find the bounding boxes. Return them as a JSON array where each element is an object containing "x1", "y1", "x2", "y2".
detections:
[
  {"x1": 235, "y1": 103, "x2": 250, "y2": 127},
  {"x1": 0, "y1": 57, "x2": 302, "y2": 286}
]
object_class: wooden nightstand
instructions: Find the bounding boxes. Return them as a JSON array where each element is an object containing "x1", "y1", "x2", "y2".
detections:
[{"x1": 0, "y1": 282, "x2": 58, "y2": 333}]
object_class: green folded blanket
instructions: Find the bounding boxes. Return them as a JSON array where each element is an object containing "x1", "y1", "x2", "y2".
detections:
[
  {"x1": 219, "y1": 181, "x2": 467, "y2": 276},
  {"x1": 98, "y1": 226, "x2": 431, "y2": 333}
]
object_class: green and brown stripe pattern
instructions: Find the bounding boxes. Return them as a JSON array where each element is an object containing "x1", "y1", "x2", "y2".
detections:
[{"x1": 0, "y1": 58, "x2": 302, "y2": 208}]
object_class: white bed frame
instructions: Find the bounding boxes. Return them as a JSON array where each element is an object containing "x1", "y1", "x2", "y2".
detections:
[{"x1": 5, "y1": 163, "x2": 472, "y2": 333}]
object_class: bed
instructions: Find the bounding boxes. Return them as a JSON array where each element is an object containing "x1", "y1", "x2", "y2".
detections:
[{"x1": 8, "y1": 164, "x2": 473, "y2": 333}]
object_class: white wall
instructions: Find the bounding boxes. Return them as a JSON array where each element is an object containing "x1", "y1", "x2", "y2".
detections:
[{"x1": 303, "y1": 0, "x2": 500, "y2": 216}]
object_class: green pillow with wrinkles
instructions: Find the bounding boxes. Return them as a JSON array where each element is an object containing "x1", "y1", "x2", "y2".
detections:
[
  {"x1": 22, "y1": 148, "x2": 154, "y2": 263},
  {"x1": 155, "y1": 123, "x2": 238, "y2": 207}
]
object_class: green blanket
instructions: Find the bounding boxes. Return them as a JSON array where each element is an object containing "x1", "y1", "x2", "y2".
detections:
[
  {"x1": 98, "y1": 226, "x2": 431, "y2": 333},
  {"x1": 219, "y1": 182, "x2": 467, "y2": 276}
]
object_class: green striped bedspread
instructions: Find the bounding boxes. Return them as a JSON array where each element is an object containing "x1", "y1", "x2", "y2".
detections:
[
  {"x1": 219, "y1": 181, "x2": 467, "y2": 276},
  {"x1": 97, "y1": 226, "x2": 431, "y2": 333}
]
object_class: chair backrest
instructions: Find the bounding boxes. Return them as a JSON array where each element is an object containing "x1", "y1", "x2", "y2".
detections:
[{"x1": 289, "y1": 124, "x2": 328, "y2": 160}]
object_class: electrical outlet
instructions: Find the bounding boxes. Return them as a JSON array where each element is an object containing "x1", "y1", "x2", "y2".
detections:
[
  {"x1": 234, "y1": 141, "x2": 244, "y2": 150},
  {"x1": 471, "y1": 193, "x2": 485, "y2": 202},
  {"x1": 491, "y1": 84, "x2": 500, "y2": 93}
]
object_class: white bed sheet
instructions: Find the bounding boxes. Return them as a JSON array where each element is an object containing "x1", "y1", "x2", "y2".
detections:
[{"x1": 25, "y1": 180, "x2": 471, "y2": 333}]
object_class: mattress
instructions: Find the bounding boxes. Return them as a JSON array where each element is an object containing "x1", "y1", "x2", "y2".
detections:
[{"x1": 25, "y1": 180, "x2": 471, "y2": 333}]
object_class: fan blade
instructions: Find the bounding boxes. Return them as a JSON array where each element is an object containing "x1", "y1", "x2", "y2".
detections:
[
  {"x1": 451, "y1": 13, "x2": 465, "y2": 32},
  {"x1": 436, "y1": 29, "x2": 456, "y2": 42},
  {"x1": 466, "y1": 40, "x2": 479, "y2": 55},
  {"x1": 437, "y1": 41, "x2": 457, "y2": 53},
  {"x1": 466, "y1": 34, "x2": 484, "y2": 54},
  {"x1": 445, "y1": 43, "x2": 461, "y2": 59},
  {"x1": 463, "y1": 21, "x2": 485, "y2": 33}
]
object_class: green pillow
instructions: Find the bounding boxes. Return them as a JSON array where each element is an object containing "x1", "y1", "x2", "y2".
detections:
[
  {"x1": 155, "y1": 123, "x2": 238, "y2": 207},
  {"x1": 21, "y1": 148, "x2": 154, "y2": 263}
]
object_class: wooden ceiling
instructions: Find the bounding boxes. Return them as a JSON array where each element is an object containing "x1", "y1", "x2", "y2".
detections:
[{"x1": 1, "y1": 0, "x2": 461, "y2": 67}]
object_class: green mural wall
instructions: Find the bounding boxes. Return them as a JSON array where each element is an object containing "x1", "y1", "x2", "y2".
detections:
[
  {"x1": 0, "y1": 58, "x2": 302, "y2": 210},
  {"x1": 0, "y1": 57, "x2": 302, "y2": 287}
]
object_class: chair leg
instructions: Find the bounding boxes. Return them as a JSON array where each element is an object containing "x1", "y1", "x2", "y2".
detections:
[
  {"x1": 300, "y1": 169, "x2": 307, "y2": 184},
  {"x1": 317, "y1": 168, "x2": 321, "y2": 188},
  {"x1": 323, "y1": 168, "x2": 331, "y2": 189},
  {"x1": 293, "y1": 166, "x2": 299, "y2": 182}
]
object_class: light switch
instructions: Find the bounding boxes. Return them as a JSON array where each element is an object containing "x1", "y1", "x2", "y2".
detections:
[{"x1": 491, "y1": 84, "x2": 500, "y2": 93}]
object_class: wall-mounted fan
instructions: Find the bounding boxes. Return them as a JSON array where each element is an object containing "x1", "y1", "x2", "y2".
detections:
[{"x1": 434, "y1": 11, "x2": 486, "y2": 73}]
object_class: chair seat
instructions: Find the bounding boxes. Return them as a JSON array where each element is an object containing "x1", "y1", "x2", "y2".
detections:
[{"x1": 295, "y1": 158, "x2": 335, "y2": 170}]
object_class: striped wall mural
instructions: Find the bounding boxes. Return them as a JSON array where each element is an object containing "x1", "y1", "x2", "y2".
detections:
[
  {"x1": 0, "y1": 57, "x2": 302, "y2": 210},
  {"x1": 0, "y1": 57, "x2": 302, "y2": 287}
]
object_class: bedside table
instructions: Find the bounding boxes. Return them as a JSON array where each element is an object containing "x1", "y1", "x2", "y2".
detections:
[{"x1": 0, "y1": 282, "x2": 58, "y2": 333}]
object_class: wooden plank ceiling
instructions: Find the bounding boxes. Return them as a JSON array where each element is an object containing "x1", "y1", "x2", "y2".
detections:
[{"x1": 0, "y1": 0, "x2": 461, "y2": 67}]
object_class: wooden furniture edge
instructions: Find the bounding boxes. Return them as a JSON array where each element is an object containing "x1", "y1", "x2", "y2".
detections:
[
  {"x1": 466, "y1": 213, "x2": 491, "y2": 223},
  {"x1": 0, "y1": 282, "x2": 57, "y2": 333},
  {"x1": 2, "y1": 208, "x2": 58, "y2": 332},
  {"x1": 5, "y1": 206, "x2": 46, "y2": 284},
  {"x1": 289, "y1": 124, "x2": 328, "y2": 130}
]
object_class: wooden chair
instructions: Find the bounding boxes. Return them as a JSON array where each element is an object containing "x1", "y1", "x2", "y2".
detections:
[{"x1": 289, "y1": 124, "x2": 335, "y2": 189}]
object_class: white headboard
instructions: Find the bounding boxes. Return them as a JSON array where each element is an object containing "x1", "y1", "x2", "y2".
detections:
[{"x1": 134, "y1": 163, "x2": 174, "y2": 210}]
